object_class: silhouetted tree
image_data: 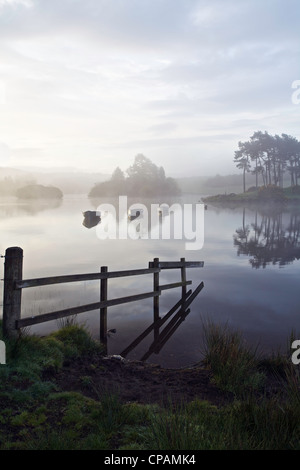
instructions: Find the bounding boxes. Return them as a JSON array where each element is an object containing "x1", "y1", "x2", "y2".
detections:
[
  {"x1": 233, "y1": 142, "x2": 251, "y2": 193},
  {"x1": 110, "y1": 166, "x2": 126, "y2": 193},
  {"x1": 234, "y1": 131, "x2": 300, "y2": 191},
  {"x1": 111, "y1": 166, "x2": 125, "y2": 182},
  {"x1": 89, "y1": 154, "x2": 180, "y2": 197}
]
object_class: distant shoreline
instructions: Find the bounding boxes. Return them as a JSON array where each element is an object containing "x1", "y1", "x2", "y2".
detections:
[{"x1": 202, "y1": 185, "x2": 300, "y2": 207}]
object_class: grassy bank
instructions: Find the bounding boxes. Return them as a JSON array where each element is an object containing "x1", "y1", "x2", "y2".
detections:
[
  {"x1": 202, "y1": 185, "x2": 300, "y2": 205},
  {"x1": 0, "y1": 319, "x2": 300, "y2": 450}
]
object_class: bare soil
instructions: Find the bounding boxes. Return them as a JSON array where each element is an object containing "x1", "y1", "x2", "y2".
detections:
[{"x1": 53, "y1": 353, "x2": 235, "y2": 407}]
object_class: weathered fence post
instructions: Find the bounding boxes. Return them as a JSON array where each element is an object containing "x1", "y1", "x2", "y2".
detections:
[
  {"x1": 100, "y1": 266, "x2": 108, "y2": 349},
  {"x1": 153, "y1": 258, "x2": 160, "y2": 322},
  {"x1": 180, "y1": 257, "x2": 187, "y2": 300},
  {"x1": 3, "y1": 246, "x2": 23, "y2": 339},
  {"x1": 153, "y1": 258, "x2": 160, "y2": 344}
]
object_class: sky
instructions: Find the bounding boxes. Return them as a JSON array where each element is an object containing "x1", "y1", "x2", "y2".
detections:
[{"x1": 0, "y1": 0, "x2": 299, "y2": 177}]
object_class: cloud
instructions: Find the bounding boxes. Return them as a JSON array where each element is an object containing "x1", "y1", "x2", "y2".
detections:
[
  {"x1": 0, "y1": 0, "x2": 33, "y2": 7},
  {"x1": 0, "y1": 0, "x2": 299, "y2": 175}
]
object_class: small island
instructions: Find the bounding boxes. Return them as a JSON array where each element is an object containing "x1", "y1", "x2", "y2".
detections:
[
  {"x1": 16, "y1": 184, "x2": 63, "y2": 199},
  {"x1": 88, "y1": 154, "x2": 181, "y2": 198}
]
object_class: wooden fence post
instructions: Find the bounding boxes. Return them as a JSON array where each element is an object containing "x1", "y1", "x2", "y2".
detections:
[
  {"x1": 3, "y1": 246, "x2": 23, "y2": 339},
  {"x1": 153, "y1": 258, "x2": 160, "y2": 344},
  {"x1": 100, "y1": 266, "x2": 108, "y2": 349},
  {"x1": 180, "y1": 257, "x2": 187, "y2": 300},
  {"x1": 153, "y1": 258, "x2": 160, "y2": 322}
]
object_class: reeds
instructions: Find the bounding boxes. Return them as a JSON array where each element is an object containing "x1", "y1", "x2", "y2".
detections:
[{"x1": 201, "y1": 320, "x2": 264, "y2": 396}]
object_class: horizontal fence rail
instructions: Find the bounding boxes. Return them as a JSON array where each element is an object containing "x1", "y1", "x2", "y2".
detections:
[
  {"x1": 2, "y1": 247, "x2": 204, "y2": 356},
  {"x1": 15, "y1": 267, "x2": 161, "y2": 289},
  {"x1": 16, "y1": 291, "x2": 161, "y2": 329},
  {"x1": 149, "y1": 260, "x2": 204, "y2": 269}
]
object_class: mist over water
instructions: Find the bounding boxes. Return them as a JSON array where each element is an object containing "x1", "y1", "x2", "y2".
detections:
[{"x1": 1, "y1": 194, "x2": 299, "y2": 368}]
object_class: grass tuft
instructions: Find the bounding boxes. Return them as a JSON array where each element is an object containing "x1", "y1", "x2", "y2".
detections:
[{"x1": 201, "y1": 320, "x2": 265, "y2": 396}]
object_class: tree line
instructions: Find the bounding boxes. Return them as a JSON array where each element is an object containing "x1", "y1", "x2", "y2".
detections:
[
  {"x1": 89, "y1": 154, "x2": 181, "y2": 198},
  {"x1": 234, "y1": 131, "x2": 300, "y2": 192}
]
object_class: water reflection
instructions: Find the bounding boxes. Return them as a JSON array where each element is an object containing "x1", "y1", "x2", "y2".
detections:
[
  {"x1": 0, "y1": 198, "x2": 62, "y2": 217},
  {"x1": 120, "y1": 292, "x2": 193, "y2": 361},
  {"x1": 1, "y1": 195, "x2": 300, "y2": 367},
  {"x1": 234, "y1": 208, "x2": 300, "y2": 268}
]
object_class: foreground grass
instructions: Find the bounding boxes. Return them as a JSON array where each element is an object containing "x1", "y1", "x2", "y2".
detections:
[{"x1": 0, "y1": 320, "x2": 300, "y2": 450}]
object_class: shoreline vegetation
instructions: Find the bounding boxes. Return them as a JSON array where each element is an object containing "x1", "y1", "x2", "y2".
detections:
[
  {"x1": 1, "y1": 319, "x2": 300, "y2": 450},
  {"x1": 202, "y1": 130, "x2": 300, "y2": 208},
  {"x1": 16, "y1": 184, "x2": 63, "y2": 200},
  {"x1": 202, "y1": 185, "x2": 300, "y2": 206}
]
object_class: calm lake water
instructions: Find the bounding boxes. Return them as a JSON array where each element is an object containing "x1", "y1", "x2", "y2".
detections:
[{"x1": 0, "y1": 194, "x2": 300, "y2": 368}]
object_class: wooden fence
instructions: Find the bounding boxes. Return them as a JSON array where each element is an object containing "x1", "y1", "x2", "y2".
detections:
[{"x1": 1, "y1": 246, "x2": 204, "y2": 351}]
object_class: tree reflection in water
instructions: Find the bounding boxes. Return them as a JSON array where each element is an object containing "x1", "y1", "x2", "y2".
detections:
[{"x1": 233, "y1": 208, "x2": 300, "y2": 268}]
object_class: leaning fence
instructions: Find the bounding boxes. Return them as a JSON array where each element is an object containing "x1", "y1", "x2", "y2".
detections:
[{"x1": 1, "y1": 246, "x2": 204, "y2": 347}]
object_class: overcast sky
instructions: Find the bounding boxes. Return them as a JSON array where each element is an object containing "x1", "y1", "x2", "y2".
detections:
[{"x1": 0, "y1": 0, "x2": 299, "y2": 177}]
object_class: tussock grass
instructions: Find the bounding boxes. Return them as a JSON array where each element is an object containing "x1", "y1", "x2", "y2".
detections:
[
  {"x1": 1, "y1": 319, "x2": 300, "y2": 449},
  {"x1": 201, "y1": 320, "x2": 264, "y2": 396}
]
